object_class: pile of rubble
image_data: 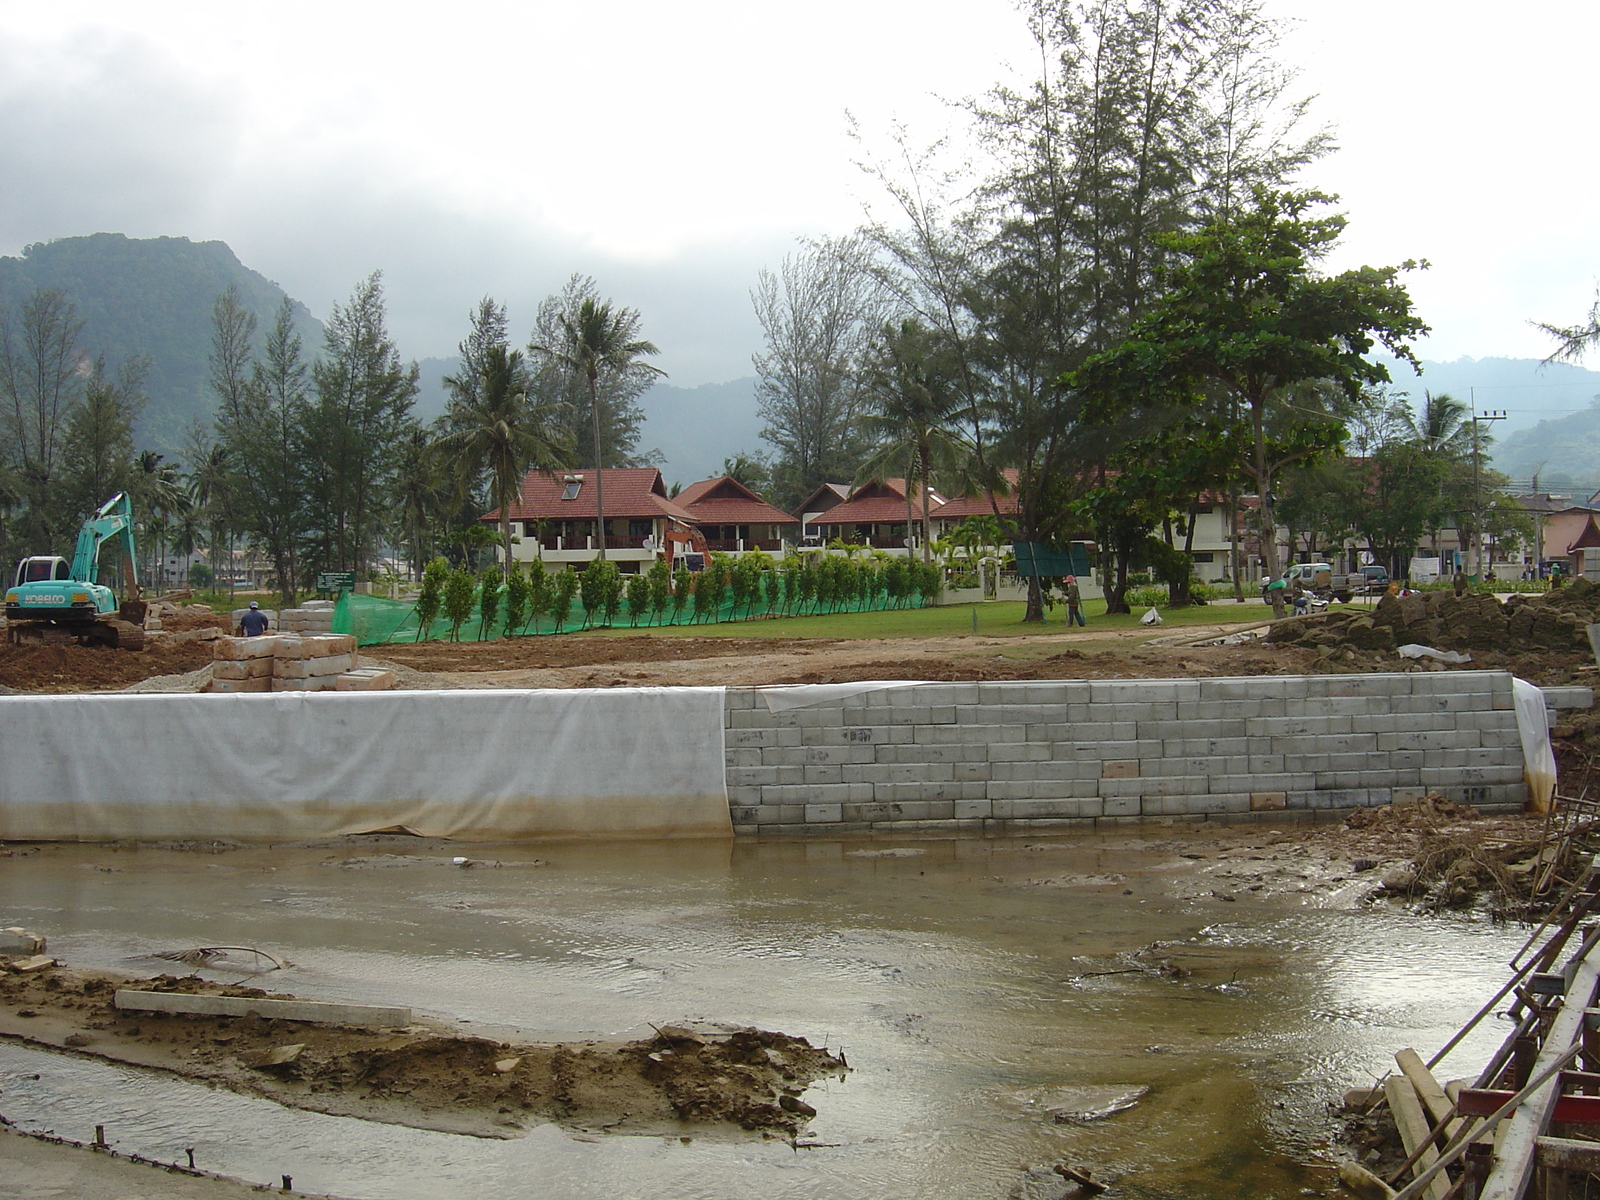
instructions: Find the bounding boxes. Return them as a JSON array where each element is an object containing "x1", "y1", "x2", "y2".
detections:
[{"x1": 1265, "y1": 580, "x2": 1600, "y2": 658}]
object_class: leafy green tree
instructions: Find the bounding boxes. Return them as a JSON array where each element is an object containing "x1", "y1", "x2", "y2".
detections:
[
  {"x1": 524, "y1": 563, "x2": 551, "y2": 633},
  {"x1": 438, "y1": 300, "x2": 571, "y2": 579},
  {"x1": 670, "y1": 565, "x2": 692, "y2": 624},
  {"x1": 184, "y1": 433, "x2": 235, "y2": 600},
  {"x1": 762, "y1": 562, "x2": 782, "y2": 613},
  {"x1": 0, "y1": 287, "x2": 87, "y2": 555},
  {"x1": 503, "y1": 560, "x2": 529, "y2": 637},
  {"x1": 578, "y1": 558, "x2": 621, "y2": 628},
  {"x1": 549, "y1": 566, "x2": 580, "y2": 631},
  {"x1": 1074, "y1": 189, "x2": 1427, "y2": 580},
  {"x1": 391, "y1": 425, "x2": 450, "y2": 579},
  {"x1": 414, "y1": 556, "x2": 449, "y2": 640},
  {"x1": 731, "y1": 551, "x2": 766, "y2": 618},
  {"x1": 752, "y1": 237, "x2": 883, "y2": 508},
  {"x1": 58, "y1": 356, "x2": 145, "y2": 525},
  {"x1": 856, "y1": 319, "x2": 971, "y2": 561},
  {"x1": 214, "y1": 293, "x2": 312, "y2": 606},
  {"x1": 647, "y1": 559, "x2": 672, "y2": 624},
  {"x1": 693, "y1": 558, "x2": 727, "y2": 622},
  {"x1": 530, "y1": 282, "x2": 664, "y2": 560},
  {"x1": 722, "y1": 453, "x2": 772, "y2": 494},
  {"x1": 476, "y1": 568, "x2": 501, "y2": 640},
  {"x1": 443, "y1": 566, "x2": 476, "y2": 642},
  {"x1": 625, "y1": 573, "x2": 649, "y2": 626},
  {"x1": 853, "y1": 0, "x2": 1327, "y2": 619},
  {"x1": 305, "y1": 272, "x2": 419, "y2": 574},
  {"x1": 1538, "y1": 290, "x2": 1600, "y2": 364}
]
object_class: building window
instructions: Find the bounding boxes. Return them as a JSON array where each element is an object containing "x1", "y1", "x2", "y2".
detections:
[
  {"x1": 561, "y1": 477, "x2": 582, "y2": 500},
  {"x1": 1191, "y1": 552, "x2": 1214, "y2": 563},
  {"x1": 628, "y1": 520, "x2": 652, "y2": 538}
]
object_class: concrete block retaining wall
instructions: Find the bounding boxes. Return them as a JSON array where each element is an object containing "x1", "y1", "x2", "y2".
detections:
[{"x1": 724, "y1": 672, "x2": 1543, "y2": 837}]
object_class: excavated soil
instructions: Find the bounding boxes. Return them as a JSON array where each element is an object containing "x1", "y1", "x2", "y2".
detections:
[
  {"x1": 0, "y1": 964, "x2": 845, "y2": 1140},
  {"x1": 0, "y1": 640, "x2": 217, "y2": 693}
]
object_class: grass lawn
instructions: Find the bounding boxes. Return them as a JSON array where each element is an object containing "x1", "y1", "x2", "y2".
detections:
[{"x1": 587, "y1": 597, "x2": 1274, "y2": 641}]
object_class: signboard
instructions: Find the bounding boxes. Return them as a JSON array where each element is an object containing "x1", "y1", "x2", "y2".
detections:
[
  {"x1": 1010, "y1": 541, "x2": 1092, "y2": 578},
  {"x1": 316, "y1": 571, "x2": 357, "y2": 593}
]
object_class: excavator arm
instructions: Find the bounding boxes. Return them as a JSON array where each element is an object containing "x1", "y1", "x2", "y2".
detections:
[{"x1": 68, "y1": 492, "x2": 140, "y2": 599}]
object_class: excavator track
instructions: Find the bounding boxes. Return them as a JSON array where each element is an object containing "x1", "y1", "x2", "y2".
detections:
[{"x1": 104, "y1": 619, "x2": 145, "y2": 651}]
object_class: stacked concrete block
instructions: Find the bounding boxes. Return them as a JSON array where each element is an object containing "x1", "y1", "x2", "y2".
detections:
[
  {"x1": 209, "y1": 632, "x2": 395, "y2": 692},
  {"x1": 209, "y1": 634, "x2": 278, "y2": 693},
  {"x1": 725, "y1": 671, "x2": 1545, "y2": 837},
  {"x1": 278, "y1": 601, "x2": 336, "y2": 634},
  {"x1": 271, "y1": 633, "x2": 357, "y2": 691}
]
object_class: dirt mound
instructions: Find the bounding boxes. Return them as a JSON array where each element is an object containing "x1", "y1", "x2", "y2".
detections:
[
  {"x1": 1265, "y1": 583, "x2": 1600, "y2": 668},
  {"x1": 0, "y1": 964, "x2": 845, "y2": 1139},
  {"x1": 1344, "y1": 793, "x2": 1481, "y2": 831},
  {"x1": 0, "y1": 639, "x2": 216, "y2": 692}
]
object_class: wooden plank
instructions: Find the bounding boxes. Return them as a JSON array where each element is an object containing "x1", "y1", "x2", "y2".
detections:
[
  {"x1": 1396, "y1": 1048, "x2": 1460, "y2": 1140},
  {"x1": 1480, "y1": 948, "x2": 1600, "y2": 1200},
  {"x1": 1385, "y1": 1076, "x2": 1452, "y2": 1200},
  {"x1": 114, "y1": 989, "x2": 410, "y2": 1028}
]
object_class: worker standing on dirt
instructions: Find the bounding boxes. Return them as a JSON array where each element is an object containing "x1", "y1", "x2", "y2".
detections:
[
  {"x1": 1063, "y1": 575, "x2": 1086, "y2": 626},
  {"x1": 238, "y1": 601, "x2": 270, "y2": 637},
  {"x1": 1452, "y1": 568, "x2": 1468, "y2": 597}
]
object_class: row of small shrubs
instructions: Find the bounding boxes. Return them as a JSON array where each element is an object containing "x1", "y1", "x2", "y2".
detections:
[{"x1": 409, "y1": 551, "x2": 945, "y2": 641}]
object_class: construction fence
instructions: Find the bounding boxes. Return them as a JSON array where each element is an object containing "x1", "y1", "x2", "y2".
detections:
[{"x1": 333, "y1": 555, "x2": 945, "y2": 647}]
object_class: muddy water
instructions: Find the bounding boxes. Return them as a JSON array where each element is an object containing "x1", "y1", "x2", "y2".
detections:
[{"x1": 0, "y1": 834, "x2": 1528, "y2": 1199}]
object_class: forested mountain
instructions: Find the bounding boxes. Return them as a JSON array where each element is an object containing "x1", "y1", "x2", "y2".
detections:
[
  {"x1": 1495, "y1": 401, "x2": 1600, "y2": 495},
  {"x1": 0, "y1": 233, "x2": 322, "y2": 453}
]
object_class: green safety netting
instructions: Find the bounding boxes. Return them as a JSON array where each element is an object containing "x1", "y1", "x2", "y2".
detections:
[{"x1": 333, "y1": 586, "x2": 933, "y2": 647}]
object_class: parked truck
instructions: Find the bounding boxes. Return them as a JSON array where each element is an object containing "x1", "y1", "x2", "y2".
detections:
[{"x1": 5, "y1": 493, "x2": 147, "y2": 649}]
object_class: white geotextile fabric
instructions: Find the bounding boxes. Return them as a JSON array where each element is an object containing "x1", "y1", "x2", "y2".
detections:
[
  {"x1": 0, "y1": 687, "x2": 731, "y2": 842},
  {"x1": 1512, "y1": 676, "x2": 1558, "y2": 814}
]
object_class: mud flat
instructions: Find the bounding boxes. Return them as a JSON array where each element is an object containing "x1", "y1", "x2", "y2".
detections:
[{"x1": 0, "y1": 963, "x2": 842, "y2": 1140}]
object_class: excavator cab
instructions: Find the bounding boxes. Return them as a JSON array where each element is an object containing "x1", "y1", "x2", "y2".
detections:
[{"x1": 14, "y1": 556, "x2": 71, "y2": 585}]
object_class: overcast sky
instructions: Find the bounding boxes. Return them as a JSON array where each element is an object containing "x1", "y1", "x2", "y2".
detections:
[{"x1": 1, "y1": 0, "x2": 1596, "y2": 389}]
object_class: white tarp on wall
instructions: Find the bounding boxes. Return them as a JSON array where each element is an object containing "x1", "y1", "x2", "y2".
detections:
[{"x1": 0, "y1": 687, "x2": 731, "y2": 842}]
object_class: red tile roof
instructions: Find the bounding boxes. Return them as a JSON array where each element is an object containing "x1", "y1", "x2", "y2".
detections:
[
  {"x1": 793, "y1": 482, "x2": 851, "y2": 521},
  {"x1": 483, "y1": 467, "x2": 697, "y2": 525},
  {"x1": 675, "y1": 477, "x2": 799, "y2": 527},
  {"x1": 933, "y1": 473, "x2": 1020, "y2": 519},
  {"x1": 817, "y1": 479, "x2": 944, "y2": 525}
]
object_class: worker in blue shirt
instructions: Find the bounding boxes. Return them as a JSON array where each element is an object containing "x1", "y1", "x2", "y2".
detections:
[{"x1": 238, "y1": 601, "x2": 270, "y2": 637}]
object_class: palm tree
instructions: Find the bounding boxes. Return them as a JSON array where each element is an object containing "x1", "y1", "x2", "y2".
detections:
[
  {"x1": 439, "y1": 345, "x2": 570, "y2": 579},
  {"x1": 186, "y1": 441, "x2": 233, "y2": 593},
  {"x1": 392, "y1": 426, "x2": 450, "y2": 580},
  {"x1": 531, "y1": 297, "x2": 663, "y2": 560},
  {"x1": 1409, "y1": 391, "x2": 1472, "y2": 458},
  {"x1": 857, "y1": 320, "x2": 972, "y2": 561},
  {"x1": 133, "y1": 450, "x2": 189, "y2": 588}
]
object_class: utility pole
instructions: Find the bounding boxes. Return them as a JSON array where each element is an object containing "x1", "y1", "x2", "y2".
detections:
[{"x1": 1469, "y1": 390, "x2": 1506, "y2": 579}]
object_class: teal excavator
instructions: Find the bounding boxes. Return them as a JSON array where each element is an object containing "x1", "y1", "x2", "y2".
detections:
[{"x1": 5, "y1": 493, "x2": 147, "y2": 650}]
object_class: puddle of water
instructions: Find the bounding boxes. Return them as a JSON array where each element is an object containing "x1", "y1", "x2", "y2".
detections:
[{"x1": 0, "y1": 836, "x2": 1528, "y2": 1199}]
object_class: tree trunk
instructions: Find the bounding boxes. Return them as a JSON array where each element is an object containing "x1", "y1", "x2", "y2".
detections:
[{"x1": 589, "y1": 369, "x2": 606, "y2": 562}]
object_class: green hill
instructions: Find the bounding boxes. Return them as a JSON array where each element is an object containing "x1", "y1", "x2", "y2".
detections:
[{"x1": 0, "y1": 233, "x2": 322, "y2": 455}]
